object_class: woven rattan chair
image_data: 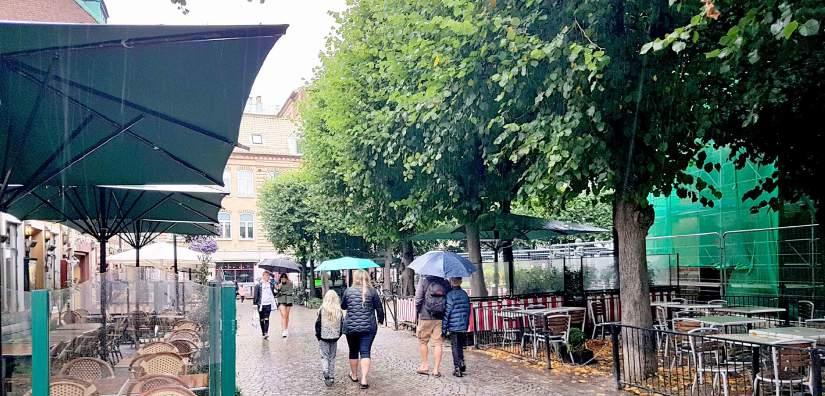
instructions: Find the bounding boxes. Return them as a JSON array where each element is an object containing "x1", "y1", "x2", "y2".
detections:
[
  {"x1": 60, "y1": 357, "x2": 114, "y2": 382},
  {"x1": 168, "y1": 339, "x2": 199, "y2": 360},
  {"x1": 138, "y1": 352, "x2": 186, "y2": 377},
  {"x1": 47, "y1": 376, "x2": 98, "y2": 396},
  {"x1": 62, "y1": 310, "x2": 83, "y2": 325},
  {"x1": 171, "y1": 321, "x2": 199, "y2": 333},
  {"x1": 74, "y1": 309, "x2": 91, "y2": 318},
  {"x1": 141, "y1": 385, "x2": 197, "y2": 396},
  {"x1": 138, "y1": 342, "x2": 179, "y2": 355},
  {"x1": 166, "y1": 330, "x2": 201, "y2": 345},
  {"x1": 131, "y1": 374, "x2": 188, "y2": 394}
]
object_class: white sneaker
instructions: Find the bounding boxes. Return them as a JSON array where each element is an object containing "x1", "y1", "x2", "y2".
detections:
[{"x1": 282, "y1": 330, "x2": 288, "y2": 338}]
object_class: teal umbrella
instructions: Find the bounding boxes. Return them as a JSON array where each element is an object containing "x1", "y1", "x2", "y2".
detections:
[
  {"x1": 0, "y1": 22, "x2": 287, "y2": 208},
  {"x1": 315, "y1": 257, "x2": 379, "y2": 272}
]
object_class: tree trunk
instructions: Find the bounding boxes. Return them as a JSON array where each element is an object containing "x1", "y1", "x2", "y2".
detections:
[
  {"x1": 615, "y1": 197, "x2": 656, "y2": 380},
  {"x1": 466, "y1": 222, "x2": 488, "y2": 297},
  {"x1": 309, "y1": 257, "x2": 316, "y2": 298},
  {"x1": 383, "y1": 241, "x2": 393, "y2": 293},
  {"x1": 500, "y1": 200, "x2": 515, "y2": 296},
  {"x1": 321, "y1": 272, "x2": 330, "y2": 295},
  {"x1": 400, "y1": 240, "x2": 415, "y2": 296}
]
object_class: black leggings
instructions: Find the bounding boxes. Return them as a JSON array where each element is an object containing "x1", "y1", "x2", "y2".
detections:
[
  {"x1": 346, "y1": 331, "x2": 376, "y2": 359},
  {"x1": 259, "y1": 304, "x2": 272, "y2": 335}
]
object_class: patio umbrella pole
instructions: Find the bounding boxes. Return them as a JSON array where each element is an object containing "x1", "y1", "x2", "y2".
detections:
[
  {"x1": 173, "y1": 235, "x2": 179, "y2": 311},
  {"x1": 98, "y1": 234, "x2": 109, "y2": 358}
]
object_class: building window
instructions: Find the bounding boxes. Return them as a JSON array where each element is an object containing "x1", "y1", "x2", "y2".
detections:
[
  {"x1": 218, "y1": 212, "x2": 231, "y2": 240},
  {"x1": 251, "y1": 134, "x2": 263, "y2": 144},
  {"x1": 239, "y1": 213, "x2": 254, "y2": 240},
  {"x1": 237, "y1": 170, "x2": 254, "y2": 197},
  {"x1": 287, "y1": 136, "x2": 303, "y2": 156},
  {"x1": 222, "y1": 169, "x2": 231, "y2": 193}
]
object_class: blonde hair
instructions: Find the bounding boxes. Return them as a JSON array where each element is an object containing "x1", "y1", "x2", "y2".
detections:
[
  {"x1": 351, "y1": 269, "x2": 371, "y2": 305},
  {"x1": 320, "y1": 290, "x2": 343, "y2": 323}
]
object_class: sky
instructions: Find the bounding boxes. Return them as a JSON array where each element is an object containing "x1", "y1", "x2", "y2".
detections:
[{"x1": 105, "y1": 0, "x2": 347, "y2": 113}]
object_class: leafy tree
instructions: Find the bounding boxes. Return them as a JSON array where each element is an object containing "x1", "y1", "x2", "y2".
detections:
[
  {"x1": 188, "y1": 236, "x2": 217, "y2": 285},
  {"x1": 517, "y1": 193, "x2": 613, "y2": 233},
  {"x1": 486, "y1": 0, "x2": 722, "y2": 375},
  {"x1": 646, "y1": 0, "x2": 825, "y2": 225}
]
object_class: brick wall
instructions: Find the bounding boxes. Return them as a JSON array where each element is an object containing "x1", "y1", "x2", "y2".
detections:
[{"x1": 0, "y1": 0, "x2": 96, "y2": 23}]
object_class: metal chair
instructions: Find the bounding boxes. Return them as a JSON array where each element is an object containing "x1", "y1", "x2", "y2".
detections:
[
  {"x1": 60, "y1": 357, "x2": 115, "y2": 382},
  {"x1": 568, "y1": 309, "x2": 586, "y2": 332},
  {"x1": 138, "y1": 341, "x2": 179, "y2": 355},
  {"x1": 753, "y1": 340, "x2": 816, "y2": 396},
  {"x1": 131, "y1": 373, "x2": 188, "y2": 394},
  {"x1": 653, "y1": 306, "x2": 669, "y2": 351},
  {"x1": 141, "y1": 385, "x2": 197, "y2": 396},
  {"x1": 671, "y1": 297, "x2": 688, "y2": 304},
  {"x1": 533, "y1": 314, "x2": 571, "y2": 360},
  {"x1": 804, "y1": 318, "x2": 825, "y2": 329},
  {"x1": 138, "y1": 352, "x2": 186, "y2": 377},
  {"x1": 586, "y1": 300, "x2": 616, "y2": 339},
  {"x1": 47, "y1": 376, "x2": 98, "y2": 396},
  {"x1": 687, "y1": 327, "x2": 734, "y2": 396},
  {"x1": 670, "y1": 318, "x2": 702, "y2": 368},
  {"x1": 798, "y1": 300, "x2": 815, "y2": 324},
  {"x1": 495, "y1": 307, "x2": 522, "y2": 346},
  {"x1": 130, "y1": 311, "x2": 153, "y2": 345}
]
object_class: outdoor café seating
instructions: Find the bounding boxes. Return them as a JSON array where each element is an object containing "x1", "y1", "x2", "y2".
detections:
[
  {"x1": 753, "y1": 340, "x2": 817, "y2": 396},
  {"x1": 44, "y1": 377, "x2": 97, "y2": 396},
  {"x1": 142, "y1": 385, "x2": 198, "y2": 396},
  {"x1": 168, "y1": 339, "x2": 199, "y2": 360},
  {"x1": 131, "y1": 373, "x2": 189, "y2": 394},
  {"x1": 531, "y1": 314, "x2": 571, "y2": 360},
  {"x1": 60, "y1": 357, "x2": 115, "y2": 382},
  {"x1": 586, "y1": 300, "x2": 615, "y2": 339},
  {"x1": 137, "y1": 352, "x2": 187, "y2": 377},
  {"x1": 138, "y1": 341, "x2": 179, "y2": 355}
]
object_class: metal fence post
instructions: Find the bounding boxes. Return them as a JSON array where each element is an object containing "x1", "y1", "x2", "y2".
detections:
[
  {"x1": 207, "y1": 283, "x2": 219, "y2": 392},
  {"x1": 472, "y1": 303, "x2": 480, "y2": 349},
  {"x1": 392, "y1": 297, "x2": 398, "y2": 331},
  {"x1": 611, "y1": 324, "x2": 621, "y2": 390},
  {"x1": 220, "y1": 284, "x2": 237, "y2": 396},
  {"x1": 811, "y1": 348, "x2": 822, "y2": 396},
  {"x1": 31, "y1": 290, "x2": 50, "y2": 396}
]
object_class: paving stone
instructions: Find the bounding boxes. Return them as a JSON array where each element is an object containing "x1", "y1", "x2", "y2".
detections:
[{"x1": 235, "y1": 302, "x2": 621, "y2": 395}]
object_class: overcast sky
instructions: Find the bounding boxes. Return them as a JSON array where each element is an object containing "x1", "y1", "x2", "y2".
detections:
[{"x1": 105, "y1": 0, "x2": 346, "y2": 113}]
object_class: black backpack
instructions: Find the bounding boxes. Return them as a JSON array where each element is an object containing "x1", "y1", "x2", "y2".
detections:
[{"x1": 424, "y1": 280, "x2": 447, "y2": 319}]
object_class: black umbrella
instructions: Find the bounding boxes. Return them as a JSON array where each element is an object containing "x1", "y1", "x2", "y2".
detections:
[{"x1": 258, "y1": 257, "x2": 300, "y2": 273}]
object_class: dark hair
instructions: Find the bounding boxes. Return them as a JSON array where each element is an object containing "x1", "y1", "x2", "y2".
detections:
[{"x1": 279, "y1": 273, "x2": 288, "y2": 281}]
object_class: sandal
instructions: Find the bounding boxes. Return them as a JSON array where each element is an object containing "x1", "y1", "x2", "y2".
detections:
[
  {"x1": 360, "y1": 383, "x2": 369, "y2": 390},
  {"x1": 416, "y1": 369, "x2": 429, "y2": 375},
  {"x1": 432, "y1": 371, "x2": 442, "y2": 378},
  {"x1": 349, "y1": 373, "x2": 359, "y2": 382}
]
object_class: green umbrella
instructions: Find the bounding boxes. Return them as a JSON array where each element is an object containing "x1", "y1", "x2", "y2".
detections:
[
  {"x1": 0, "y1": 22, "x2": 287, "y2": 208},
  {"x1": 315, "y1": 257, "x2": 379, "y2": 272},
  {"x1": 412, "y1": 213, "x2": 606, "y2": 241}
]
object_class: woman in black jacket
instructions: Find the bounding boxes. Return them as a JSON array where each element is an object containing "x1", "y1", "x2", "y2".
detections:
[{"x1": 341, "y1": 269, "x2": 384, "y2": 389}]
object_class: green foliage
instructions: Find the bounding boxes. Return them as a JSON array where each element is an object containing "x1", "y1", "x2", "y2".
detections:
[
  {"x1": 513, "y1": 266, "x2": 562, "y2": 294},
  {"x1": 567, "y1": 328, "x2": 587, "y2": 352},
  {"x1": 648, "y1": 1, "x2": 825, "y2": 223},
  {"x1": 258, "y1": 170, "x2": 317, "y2": 264},
  {"x1": 516, "y1": 193, "x2": 613, "y2": 236}
]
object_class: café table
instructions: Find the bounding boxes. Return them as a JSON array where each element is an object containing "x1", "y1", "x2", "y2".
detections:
[
  {"x1": 750, "y1": 326, "x2": 825, "y2": 344},
  {"x1": 694, "y1": 315, "x2": 766, "y2": 331},
  {"x1": 52, "y1": 323, "x2": 102, "y2": 334},
  {"x1": 713, "y1": 306, "x2": 786, "y2": 317}
]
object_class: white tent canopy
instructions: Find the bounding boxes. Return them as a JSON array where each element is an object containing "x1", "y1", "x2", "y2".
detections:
[{"x1": 107, "y1": 242, "x2": 202, "y2": 269}]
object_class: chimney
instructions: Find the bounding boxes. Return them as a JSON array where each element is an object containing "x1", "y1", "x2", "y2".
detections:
[{"x1": 255, "y1": 96, "x2": 263, "y2": 113}]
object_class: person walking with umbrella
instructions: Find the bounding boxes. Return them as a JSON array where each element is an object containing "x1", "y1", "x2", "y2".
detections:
[
  {"x1": 252, "y1": 271, "x2": 277, "y2": 339},
  {"x1": 409, "y1": 251, "x2": 478, "y2": 377}
]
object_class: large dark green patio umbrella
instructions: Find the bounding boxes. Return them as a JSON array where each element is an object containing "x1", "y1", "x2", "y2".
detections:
[{"x1": 0, "y1": 22, "x2": 287, "y2": 209}]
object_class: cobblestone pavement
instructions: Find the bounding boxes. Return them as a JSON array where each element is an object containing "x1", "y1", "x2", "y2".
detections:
[{"x1": 235, "y1": 302, "x2": 621, "y2": 395}]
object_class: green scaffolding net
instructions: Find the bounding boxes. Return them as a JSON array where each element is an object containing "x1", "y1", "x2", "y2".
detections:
[{"x1": 647, "y1": 146, "x2": 781, "y2": 296}]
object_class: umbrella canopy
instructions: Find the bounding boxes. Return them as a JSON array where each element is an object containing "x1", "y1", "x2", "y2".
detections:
[
  {"x1": 4, "y1": 184, "x2": 225, "y2": 237},
  {"x1": 258, "y1": 257, "x2": 301, "y2": 273},
  {"x1": 107, "y1": 241, "x2": 201, "y2": 269},
  {"x1": 0, "y1": 22, "x2": 287, "y2": 208},
  {"x1": 412, "y1": 213, "x2": 607, "y2": 241},
  {"x1": 315, "y1": 257, "x2": 379, "y2": 272},
  {"x1": 408, "y1": 251, "x2": 477, "y2": 278}
]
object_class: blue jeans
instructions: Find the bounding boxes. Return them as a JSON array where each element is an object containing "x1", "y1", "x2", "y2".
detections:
[{"x1": 346, "y1": 331, "x2": 376, "y2": 359}]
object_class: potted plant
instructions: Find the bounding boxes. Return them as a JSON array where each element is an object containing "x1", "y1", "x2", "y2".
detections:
[{"x1": 564, "y1": 328, "x2": 595, "y2": 364}]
